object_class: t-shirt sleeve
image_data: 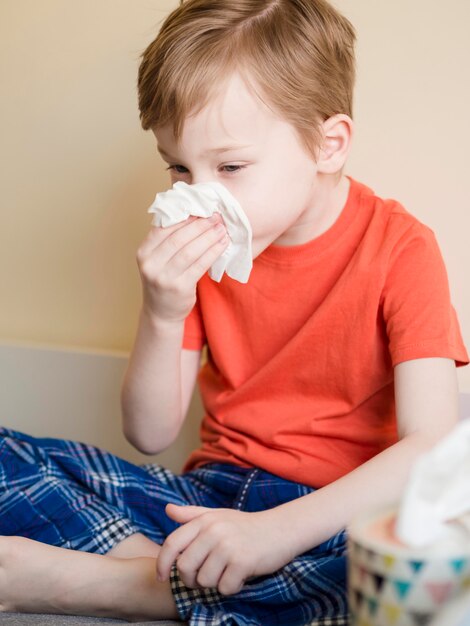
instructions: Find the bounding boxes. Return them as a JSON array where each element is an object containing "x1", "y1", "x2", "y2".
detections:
[
  {"x1": 382, "y1": 222, "x2": 469, "y2": 367},
  {"x1": 182, "y1": 294, "x2": 206, "y2": 351}
]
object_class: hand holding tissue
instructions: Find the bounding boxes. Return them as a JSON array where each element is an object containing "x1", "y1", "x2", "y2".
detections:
[{"x1": 148, "y1": 181, "x2": 253, "y2": 283}]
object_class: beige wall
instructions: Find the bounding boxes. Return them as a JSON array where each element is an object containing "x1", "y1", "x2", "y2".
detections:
[
  {"x1": 1, "y1": 0, "x2": 469, "y2": 389},
  {"x1": 0, "y1": 0, "x2": 177, "y2": 352}
]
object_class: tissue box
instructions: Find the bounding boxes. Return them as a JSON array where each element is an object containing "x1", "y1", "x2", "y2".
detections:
[
  {"x1": 430, "y1": 589, "x2": 470, "y2": 625},
  {"x1": 348, "y1": 506, "x2": 470, "y2": 626}
]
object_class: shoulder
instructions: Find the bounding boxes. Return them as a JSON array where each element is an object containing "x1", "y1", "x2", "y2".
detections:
[{"x1": 352, "y1": 178, "x2": 439, "y2": 260}]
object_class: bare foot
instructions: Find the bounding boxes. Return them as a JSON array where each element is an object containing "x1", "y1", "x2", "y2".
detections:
[{"x1": 0, "y1": 536, "x2": 180, "y2": 621}]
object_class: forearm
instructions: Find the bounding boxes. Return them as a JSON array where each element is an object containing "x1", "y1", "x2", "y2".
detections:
[
  {"x1": 155, "y1": 435, "x2": 443, "y2": 593},
  {"x1": 276, "y1": 432, "x2": 441, "y2": 556},
  {"x1": 121, "y1": 309, "x2": 184, "y2": 454}
]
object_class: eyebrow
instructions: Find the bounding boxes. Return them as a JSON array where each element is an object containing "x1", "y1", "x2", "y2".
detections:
[{"x1": 157, "y1": 144, "x2": 253, "y2": 159}]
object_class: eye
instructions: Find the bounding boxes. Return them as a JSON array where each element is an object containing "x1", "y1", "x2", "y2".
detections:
[
  {"x1": 222, "y1": 165, "x2": 246, "y2": 173},
  {"x1": 166, "y1": 165, "x2": 189, "y2": 174},
  {"x1": 165, "y1": 164, "x2": 247, "y2": 175}
]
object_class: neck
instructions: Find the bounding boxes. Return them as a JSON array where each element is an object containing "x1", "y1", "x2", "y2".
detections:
[{"x1": 273, "y1": 172, "x2": 350, "y2": 247}]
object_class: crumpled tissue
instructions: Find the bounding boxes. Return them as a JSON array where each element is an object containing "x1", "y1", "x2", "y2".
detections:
[
  {"x1": 148, "y1": 181, "x2": 253, "y2": 283},
  {"x1": 395, "y1": 419, "x2": 470, "y2": 548}
]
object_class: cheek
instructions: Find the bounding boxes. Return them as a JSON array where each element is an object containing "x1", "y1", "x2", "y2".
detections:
[
  {"x1": 229, "y1": 160, "x2": 314, "y2": 236},
  {"x1": 225, "y1": 181, "x2": 267, "y2": 234},
  {"x1": 238, "y1": 195, "x2": 287, "y2": 239}
]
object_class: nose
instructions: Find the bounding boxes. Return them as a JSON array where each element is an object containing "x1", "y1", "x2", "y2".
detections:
[
  {"x1": 190, "y1": 176, "x2": 216, "y2": 186},
  {"x1": 187, "y1": 168, "x2": 219, "y2": 186}
]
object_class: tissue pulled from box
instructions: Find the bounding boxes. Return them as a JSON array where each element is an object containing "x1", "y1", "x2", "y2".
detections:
[
  {"x1": 395, "y1": 419, "x2": 470, "y2": 548},
  {"x1": 148, "y1": 181, "x2": 252, "y2": 283}
]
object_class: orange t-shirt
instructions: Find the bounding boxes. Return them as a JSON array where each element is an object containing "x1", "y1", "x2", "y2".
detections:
[{"x1": 181, "y1": 176, "x2": 469, "y2": 488}]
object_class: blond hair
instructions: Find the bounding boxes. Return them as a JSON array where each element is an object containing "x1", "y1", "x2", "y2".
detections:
[{"x1": 138, "y1": 0, "x2": 356, "y2": 160}]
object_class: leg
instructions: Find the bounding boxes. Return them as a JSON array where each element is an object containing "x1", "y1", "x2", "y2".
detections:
[
  {"x1": 0, "y1": 432, "x2": 254, "y2": 621},
  {"x1": 106, "y1": 533, "x2": 162, "y2": 558},
  {"x1": 0, "y1": 429, "x2": 191, "y2": 555},
  {"x1": 0, "y1": 536, "x2": 180, "y2": 622}
]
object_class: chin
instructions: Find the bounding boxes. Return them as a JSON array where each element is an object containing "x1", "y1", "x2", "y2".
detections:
[{"x1": 251, "y1": 238, "x2": 272, "y2": 259}]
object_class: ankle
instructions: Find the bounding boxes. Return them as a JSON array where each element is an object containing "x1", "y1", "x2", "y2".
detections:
[{"x1": 114, "y1": 557, "x2": 180, "y2": 622}]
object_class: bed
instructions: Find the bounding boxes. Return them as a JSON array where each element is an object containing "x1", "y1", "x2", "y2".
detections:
[{"x1": 1, "y1": 341, "x2": 469, "y2": 625}]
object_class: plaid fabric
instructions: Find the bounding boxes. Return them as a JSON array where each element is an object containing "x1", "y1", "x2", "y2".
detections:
[{"x1": 0, "y1": 427, "x2": 349, "y2": 626}]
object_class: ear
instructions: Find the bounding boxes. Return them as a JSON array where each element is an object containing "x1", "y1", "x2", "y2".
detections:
[{"x1": 316, "y1": 114, "x2": 354, "y2": 174}]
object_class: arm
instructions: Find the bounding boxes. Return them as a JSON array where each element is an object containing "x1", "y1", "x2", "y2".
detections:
[
  {"x1": 156, "y1": 357, "x2": 460, "y2": 593},
  {"x1": 121, "y1": 316, "x2": 201, "y2": 454},
  {"x1": 274, "y1": 356, "x2": 460, "y2": 554},
  {"x1": 121, "y1": 214, "x2": 229, "y2": 454}
]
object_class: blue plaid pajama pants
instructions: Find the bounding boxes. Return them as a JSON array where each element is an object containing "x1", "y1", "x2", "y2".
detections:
[{"x1": 0, "y1": 426, "x2": 349, "y2": 626}]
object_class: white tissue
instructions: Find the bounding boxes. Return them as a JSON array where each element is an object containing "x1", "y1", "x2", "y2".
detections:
[
  {"x1": 147, "y1": 181, "x2": 253, "y2": 283},
  {"x1": 395, "y1": 419, "x2": 470, "y2": 548}
]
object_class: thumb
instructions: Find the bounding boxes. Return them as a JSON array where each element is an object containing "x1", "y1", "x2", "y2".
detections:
[{"x1": 165, "y1": 503, "x2": 211, "y2": 522}]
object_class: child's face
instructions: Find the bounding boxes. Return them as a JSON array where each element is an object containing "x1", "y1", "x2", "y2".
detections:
[{"x1": 153, "y1": 72, "x2": 325, "y2": 257}]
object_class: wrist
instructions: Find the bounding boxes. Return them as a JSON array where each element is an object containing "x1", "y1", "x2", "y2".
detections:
[
  {"x1": 270, "y1": 494, "x2": 333, "y2": 557},
  {"x1": 265, "y1": 503, "x2": 308, "y2": 561},
  {"x1": 140, "y1": 308, "x2": 185, "y2": 336}
]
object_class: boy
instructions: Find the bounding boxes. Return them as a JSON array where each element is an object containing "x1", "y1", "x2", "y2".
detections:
[{"x1": 0, "y1": 0, "x2": 468, "y2": 624}]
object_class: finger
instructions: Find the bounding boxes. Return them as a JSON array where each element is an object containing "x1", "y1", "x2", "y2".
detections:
[
  {"x1": 179, "y1": 231, "x2": 230, "y2": 284},
  {"x1": 159, "y1": 214, "x2": 227, "y2": 272},
  {"x1": 138, "y1": 215, "x2": 225, "y2": 278},
  {"x1": 138, "y1": 216, "x2": 198, "y2": 257},
  {"x1": 195, "y1": 549, "x2": 228, "y2": 590},
  {"x1": 174, "y1": 534, "x2": 216, "y2": 589},
  {"x1": 156, "y1": 522, "x2": 201, "y2": 582},
  {"x1": 165, "y1": 503, "x2": 211, "y2": 523},
  {"x1": 217, "y1": 563, "x2": 246, "y2": 596}
]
